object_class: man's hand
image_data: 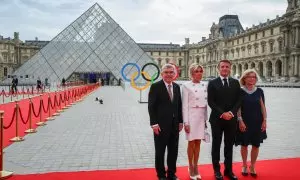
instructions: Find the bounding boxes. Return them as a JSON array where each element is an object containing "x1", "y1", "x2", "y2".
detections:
[
  {"x1": 179, "y1": 123, "x2": 183, "y2": 132},
  {"x1": 152, "y1": 125, "x2": 161, "y2": 135},
  {"x1": 220, "y1": 112, "x2": 233, "y2": 120},
  {"x1": 184, "y1": 124, "x2": 190, "y2": 133}
]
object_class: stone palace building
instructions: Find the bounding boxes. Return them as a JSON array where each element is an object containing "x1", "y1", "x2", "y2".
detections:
[{"x1": 0, "y1": 0, "x2": 299, "y2": 82}]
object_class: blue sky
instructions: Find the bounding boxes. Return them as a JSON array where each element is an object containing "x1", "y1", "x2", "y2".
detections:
[{"x1": 0, "y1": 0, "x2": 286, "y2": 44}]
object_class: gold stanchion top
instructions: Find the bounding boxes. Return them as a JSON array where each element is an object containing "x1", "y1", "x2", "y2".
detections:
[{"x1": 0, "y1": 110, "x2": 4, "y2": 114}]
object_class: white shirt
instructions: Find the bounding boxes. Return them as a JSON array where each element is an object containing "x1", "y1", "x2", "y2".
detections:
[{"x1": 219, "y1": 75, "x2": 229, "y2": 86}]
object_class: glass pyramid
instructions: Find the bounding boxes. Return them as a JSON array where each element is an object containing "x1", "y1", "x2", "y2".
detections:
[{"x1": 7, "y1": 3, "x2": 157, "y2": 84}]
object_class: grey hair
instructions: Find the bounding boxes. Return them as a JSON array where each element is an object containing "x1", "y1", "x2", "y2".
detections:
[
  {"x1": 239, "y1": 69, "x2": 259, "y2": 86},
  {"x1": 161, "y1": 63, "x2": 176, "y2": 73},
  {"x1": 189, "y1": 63, "x2": 203, "y2": 79}
]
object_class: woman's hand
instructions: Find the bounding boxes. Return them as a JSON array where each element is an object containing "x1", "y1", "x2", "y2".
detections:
[
  {"x1": 239, "y1": 120, "x2": 247, "y2": 132},
  {"x1": 184, "y1": 124, "x2": 190, "y2": 133},
  {"x1": 261, "y1": 120, "x2": 267, "y2": 132}
]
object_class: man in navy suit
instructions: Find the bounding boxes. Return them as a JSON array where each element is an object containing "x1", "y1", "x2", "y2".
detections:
[
  {"x1": 148, "y1": 63, "x2": 183, "y2": 180},
  {"x1": 207, "y1": 59, "x2": 242, "y2": 180}
]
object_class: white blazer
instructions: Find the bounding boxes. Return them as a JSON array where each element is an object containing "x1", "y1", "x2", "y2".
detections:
[{"x1": 182, "y1": 81, "x2": 208, "y2": 125}]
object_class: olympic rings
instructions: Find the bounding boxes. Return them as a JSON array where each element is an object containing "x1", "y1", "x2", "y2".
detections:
[
  {"x1": 121, "y1": 62, "x2": 160, "y2": 82},
  {"x1": 141, "y1": 63, "x2": 160, "y2": 81},
  {"x1": 121, "y1": 63, "x2": 140, "y2": 82},
  {"x1": 131, "y1": 71, "x2": 151, "y2": 90}
]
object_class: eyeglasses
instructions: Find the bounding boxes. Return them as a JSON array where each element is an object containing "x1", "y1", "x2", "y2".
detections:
[{"x1": 163, "y1": 71, "x2": 175, "y2": 74}]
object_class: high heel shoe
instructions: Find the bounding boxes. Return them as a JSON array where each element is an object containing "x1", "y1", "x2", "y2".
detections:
[
  {"x1": 194, "y1": 165, "x2": 201, "y2": 180},
  {"x1": 188, "y1": 165, "x2": 196, "y2": 180},
  {"x1": 241, "y1": 166, "x2": 248, "y2": 176},
  {"x1": 250, "y1": 165, "x2": 257, "y2": 177}
]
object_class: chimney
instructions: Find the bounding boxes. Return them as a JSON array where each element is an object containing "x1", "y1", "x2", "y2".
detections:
[
  {"x1": 35, "y1": 37, "x2": 38, "y2": 41},
  {"x1": 209, "y1": 34, "x2": 212, "y2": 39},
  {"x1": 185, "y1": 38, "x2": 190, "y2": 45},
  {"x1": 0, "y1": 35, "x2": 3, "y2": 40},
  {"x1": 202, "y1": 37, "x2": 206, "y2": 41}
]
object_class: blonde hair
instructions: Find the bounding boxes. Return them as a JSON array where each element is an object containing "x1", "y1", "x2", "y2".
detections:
[
  {"x1": 239, "y1": 69, "x2": 259, "y2": 86},
  {"x1": 189, "y1": 63, "x2": 204, "y2": 79}
]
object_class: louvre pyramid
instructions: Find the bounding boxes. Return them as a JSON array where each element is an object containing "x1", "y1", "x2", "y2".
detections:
[{"x1": 8, "y1": 3, "x2": 156, "y2": 84}]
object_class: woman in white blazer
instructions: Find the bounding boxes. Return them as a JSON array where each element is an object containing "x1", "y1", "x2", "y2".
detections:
[{"x1": 182, "y1": 63, "x2": 208, "y2": 180}]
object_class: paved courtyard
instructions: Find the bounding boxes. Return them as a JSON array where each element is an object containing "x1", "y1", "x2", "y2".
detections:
[{"x1": 3, "y1": 85, "x2": 300, "y2": 174}]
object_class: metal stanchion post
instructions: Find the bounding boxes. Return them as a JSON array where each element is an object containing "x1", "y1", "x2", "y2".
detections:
[
  {"x1": 0, "y1": 111, "x2": 14, "y2": 178},
  {"x1": 46, "y1": 94, "x2": 54, "y2": 121},
  {"x1": 36, "y1": 95, "x2": 46, "y2": 126},
  {"x1": 25, "y1": 98, "x2": 37, "y2": 133},
  {"x1": 10, "y1": 101, "x2": 25, "y2": 142}
]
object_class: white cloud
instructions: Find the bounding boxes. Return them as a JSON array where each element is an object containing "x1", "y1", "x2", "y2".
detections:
[{"x1": 0, "y1": 0, "x2": 287, "y2": 44}]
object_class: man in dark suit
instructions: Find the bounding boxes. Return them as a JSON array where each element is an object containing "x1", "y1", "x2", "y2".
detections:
[
  {"x1": 207, "y1": 59, "x2": 242, "y2": 180},
  {"x1": 148, "y1": 63, "x2": 183, "y2": 180}
]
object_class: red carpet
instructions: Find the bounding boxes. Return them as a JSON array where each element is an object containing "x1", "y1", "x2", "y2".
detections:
[{"x1": 9, "y1": 158, "x2": 300, "y2": 180}]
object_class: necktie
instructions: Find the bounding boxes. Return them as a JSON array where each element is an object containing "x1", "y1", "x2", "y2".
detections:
[
  {"x1": 167, "y1": 84, "x2": 173, "y2": 101},
  {"x1": 223, "y1": 78, "x2": 229, "y2": 88}
]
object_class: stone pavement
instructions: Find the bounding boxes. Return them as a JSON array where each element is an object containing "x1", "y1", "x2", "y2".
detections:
[{"x1": 3, "y1": 86, "x2": 300, "y2": 174}]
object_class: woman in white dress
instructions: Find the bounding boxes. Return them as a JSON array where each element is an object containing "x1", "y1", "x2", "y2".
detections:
[{"x1": 182, "y1": 63, "x2": 208, "y2": 180}]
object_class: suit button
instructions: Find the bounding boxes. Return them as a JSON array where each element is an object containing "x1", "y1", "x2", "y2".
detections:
[
  {"x1": 196, "y1": 105, "x2": 199, "y2": 108},
  {"x1": 196, "y1": 98, "x2": 199, "y2": 100},
  {"x1": 195, "y1": 90, "x2": 197, "y2": 92}
]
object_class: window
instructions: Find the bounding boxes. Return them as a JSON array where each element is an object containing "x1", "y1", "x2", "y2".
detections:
[
  {"x1": 196, "y1": 57, "x2": 200, "y2": 63},
  {"x1": 2, "y1": 53, "x2": 8, "y2": 62},
  {"x1": 158, "y1": 59, "x2": 162, "y2": 65},
  {"x1": 150, "y1": 52, "x2": 153, "y2": 56},
  {"x1": 237, "y1": 39, "x2": 239, "y2": 44},
  {"x1": 4, "y1": 67, "x2": 7, "y2": 77},
  {"x1": 166, "y1": 52, "x2": 169, "y2": 56},
  {"x1": 262, "y1": 45, "x2": 265, "y2": 53},
  {"x1": 232, "y1": 41, "x2": 234, "y2": 45},
  {"x1": 248, "y1": 35, "x2": 251, "y2": 41},
  {"x1": 270, "y1": 43, "x2": 274, "y2": 52},
  {"x1": 243, "y1": 37, "x2": 245, "y2": 43},
  {"x1": 255, "y1": 33, "x2": 258, "y2": 40},
  {"x1": 262, "y1": 31, "x2": 265, "y2": 37},
  {"x1": 179, "y1": 59, "x2": 182, "y2": 66},
  {"x1": 158, "y1": 51, "x2": 161, "y2": 56},
  {"x1": 197, "y1": 49, "x2": 199, "y2": 53},
  {"x1": 279, "y1": 41, "x2": 283, "y2": 51},
  {"x1": 179, "y1": 52, "x2": 182, "y2": 56},
  {"x1": 270, "y1": 28, "x2": 274, "y2": 35}
]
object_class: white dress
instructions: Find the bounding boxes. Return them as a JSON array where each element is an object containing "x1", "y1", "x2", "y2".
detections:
[{"x1": 182, "y1": 81, "x2": 208, "y2": 141}]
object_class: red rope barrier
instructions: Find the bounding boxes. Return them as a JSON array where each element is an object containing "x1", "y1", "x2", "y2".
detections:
[{"x1": 3, "y1": 107, "x2": 16, "y2": 129}]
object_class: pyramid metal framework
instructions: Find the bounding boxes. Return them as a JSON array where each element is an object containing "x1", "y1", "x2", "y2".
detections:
[{"x1": 8, "y1": 3, "x2": 157, "y2": 84}]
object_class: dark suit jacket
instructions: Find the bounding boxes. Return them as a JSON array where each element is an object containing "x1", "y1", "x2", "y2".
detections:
[
  {"x1": 207, "y1": 77, "x2": 242, "y2": 122},
  {"x1": 148, "y1": 80, "x2": 183, "y2": 134}
]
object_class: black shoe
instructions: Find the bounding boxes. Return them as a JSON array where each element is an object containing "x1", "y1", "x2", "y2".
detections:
[
  {"x1": 214, "y1": 171, "x2": 223, "y2": 180},
  {"x1": 167, "y1": 175, "x2": 179, "y2": 180},
  {"x1": 224, "y1": 171, "x2": 238, "y2": 180},
  {"x1": 158, "y1": 178, "x2": 167, "y2": 180}
]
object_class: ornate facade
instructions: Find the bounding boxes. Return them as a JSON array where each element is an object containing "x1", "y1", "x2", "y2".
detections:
[
  {"x1": 145, "y1": 0, "x2": 300, "y2": 82},
  {"x1": 0, "y1": 32, "x2": 39, "y2": 80}
]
